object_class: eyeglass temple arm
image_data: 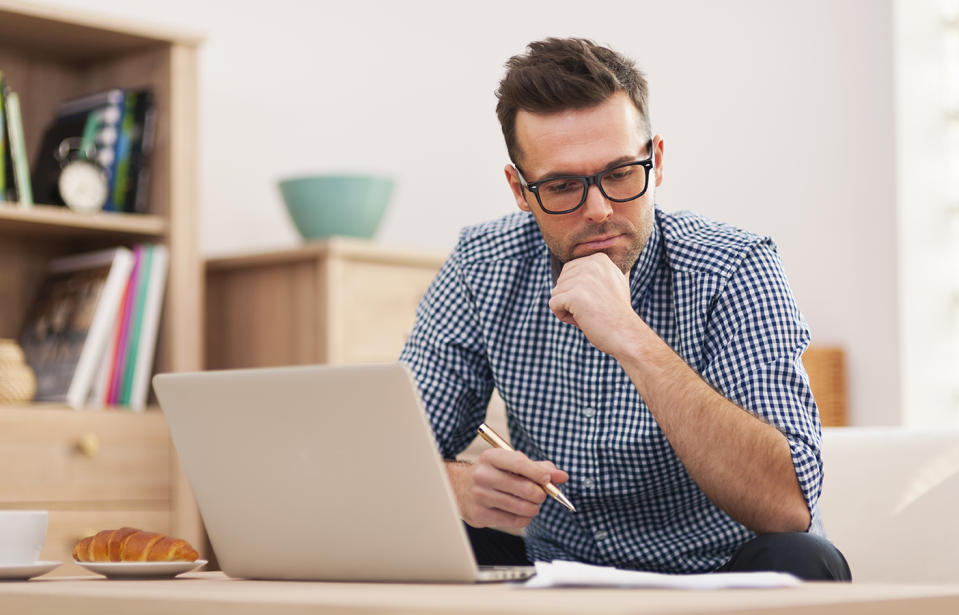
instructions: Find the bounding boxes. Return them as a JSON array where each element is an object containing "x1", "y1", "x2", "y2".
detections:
[{"x1": 513, "y1": 164, "x2": 533, "y2": 192}]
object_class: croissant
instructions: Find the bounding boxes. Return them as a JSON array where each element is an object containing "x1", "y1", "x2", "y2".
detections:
[{"x1": 73, "y1": 527, "x2": 199, "y2": 562}]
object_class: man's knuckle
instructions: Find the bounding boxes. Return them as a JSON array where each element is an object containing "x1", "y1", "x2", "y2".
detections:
[
  {"x1": 525, "y1": 484, "x2": 546, "y2": 502},
  {"x1": 468, "y1": 485, "x2": 483, "y2": 502},
  {"x1": 473, "y1": 464, "x2": 495, "y2": 485}
]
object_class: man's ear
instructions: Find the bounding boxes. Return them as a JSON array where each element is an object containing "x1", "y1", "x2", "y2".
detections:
[
  {"x1": 504, "y1": 164, "x2": 532, "y2": 212},
  {"x1": 652, "y1": 136, "x2": 665, "y2": 188}
]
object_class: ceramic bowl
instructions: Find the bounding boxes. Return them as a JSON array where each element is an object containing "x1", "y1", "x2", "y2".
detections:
[{"x1": 278, "y1": 174, "x2": 394, "y2": 240}]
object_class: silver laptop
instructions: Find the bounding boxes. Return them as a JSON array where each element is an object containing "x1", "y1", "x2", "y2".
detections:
[{"x1": 153, "y1": 363, "x2": 534, "y2": 583}]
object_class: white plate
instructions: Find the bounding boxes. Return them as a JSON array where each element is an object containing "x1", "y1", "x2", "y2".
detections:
[
  {"x1": 75, "y1": 559, "x2": 207, "y2": 579},
  {"x1": 0, "y1": 561, "x2": 61, "y2": 580}
]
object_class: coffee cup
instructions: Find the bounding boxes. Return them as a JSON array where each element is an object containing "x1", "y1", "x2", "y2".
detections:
[{"x1": 0, "y1": 510, "x2": 48, "y2": 565}]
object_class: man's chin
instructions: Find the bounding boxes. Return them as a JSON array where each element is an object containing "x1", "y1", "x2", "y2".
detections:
[{"x1": 566, "y1": 246, "x2": 635, "y2": 274}]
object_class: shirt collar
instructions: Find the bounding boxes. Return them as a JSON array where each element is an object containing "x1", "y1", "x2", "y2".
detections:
[{"x1": 627, "y1": 213, "x2": 662, "y2": 302}]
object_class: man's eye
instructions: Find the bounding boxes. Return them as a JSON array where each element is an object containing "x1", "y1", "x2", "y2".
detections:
[
  {"x1": 605, "y1": 167, "x2": 634, "y2": 182},
  {"x1": 543, "y1": 180, "x2": 581, "y2": 194}
]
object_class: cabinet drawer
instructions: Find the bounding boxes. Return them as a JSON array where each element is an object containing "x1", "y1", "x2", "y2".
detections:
[
  {"x1": 0, "y1": 408, "x2": 172, "y2": 504},
  {"x1": 41, "y1": 509, "x2": 173, "y2": 577}
]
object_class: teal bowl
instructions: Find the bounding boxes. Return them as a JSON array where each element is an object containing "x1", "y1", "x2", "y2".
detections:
[{"x1": 278, "y1": 175, "x2": 394, "y2": 240}]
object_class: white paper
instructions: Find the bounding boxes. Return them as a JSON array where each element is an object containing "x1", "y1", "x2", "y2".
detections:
[{"x1": 521, "y1": 560, "x2": 802, "y2": 589}]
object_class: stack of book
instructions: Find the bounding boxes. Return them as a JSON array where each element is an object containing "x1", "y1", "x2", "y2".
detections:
[
  {"x1": 31, "y1": 87, "x2": 157, "y2": 213},
  {"x1": 18, "y1": 244, "x2": 170, "y2": 411},
  {"x1": 2, "y1": 72, "x2": 156, "y2": 213},
  {"x1": 0, "y1": 71, "x2": 33, "y2": 206}
]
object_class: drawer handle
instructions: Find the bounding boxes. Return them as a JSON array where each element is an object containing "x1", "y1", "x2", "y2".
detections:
[{"x1": 77, "y1": 432, "x2": 101, "y2": 459}]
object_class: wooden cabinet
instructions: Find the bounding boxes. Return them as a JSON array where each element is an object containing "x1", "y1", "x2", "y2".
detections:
[
  {"x1": 0, "y1": 407, "x2": 173, "y2": 575},
  {"x1": 205, "y1": 239, "x2": 445, "y2": 368},
  {"x1": 0, "y1": 2, "x2": 203, "y2": 572}
]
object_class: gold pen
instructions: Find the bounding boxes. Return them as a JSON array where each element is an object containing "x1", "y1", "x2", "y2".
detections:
[{"x1": 477, "y1": 422, "x2": 576, "y2": 513}]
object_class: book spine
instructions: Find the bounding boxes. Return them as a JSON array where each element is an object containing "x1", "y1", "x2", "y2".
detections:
[
  {"x1": 120, "y1": 244, "x2": 153, "y2": 405},
  {"x1": 95, "y1": 95, "x2": 124, "y2": 212},
  {"x1": 90, "y1": 261, "x2": 136, "y2": 408},
  {"x1": 125, "y1": 90, "x2": 156, "y2": 214},
  {"x1": 58, "y1": 89, "x2": 123, "y2": 117},
  {"x1": 5, "y1": 92, "x2": 32, "y2": 207},
  {"x1": 0, "y1": 73, "x2": 6, "y2": 199},
  {"x1": 108, "y1": 246, "x2": 142, "y2": 404},
  {"x1": 111, "y1": 92, "x2": 137, "y2": 212},
  {"x1": 88, "y1": 335, "x2": 112, "y2": 408},
  {"x1": 100, "y1": 279, "x2": 128, "y2": 406},
  {"x1": 1, "y1": 77, "x2": 16, "y2": 204},
  {"x1": 64, "y1": 248, "x2": 135, "y2": 409},
  {"x1": 129, "y1": 245, "x2": 168, "y2": 411}
]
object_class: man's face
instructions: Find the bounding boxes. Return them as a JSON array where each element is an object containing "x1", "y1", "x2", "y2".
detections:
[{"x1": 505, "y1": 91, "x2": 664, "y2": 274}]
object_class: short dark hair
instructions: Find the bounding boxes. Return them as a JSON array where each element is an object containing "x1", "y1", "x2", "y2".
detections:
[{"x1": 495, "y1": 37, "x2": 650, "y2": 165}]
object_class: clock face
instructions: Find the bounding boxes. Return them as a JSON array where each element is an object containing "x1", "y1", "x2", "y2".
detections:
[{"x1": 58, "y1": 160, "x2": 109, "y2": 213}]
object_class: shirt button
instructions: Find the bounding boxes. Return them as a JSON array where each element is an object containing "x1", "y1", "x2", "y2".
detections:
[
  {"x1": 583, "y1": 407, "x2": 596, "y2": 418},
  {"x1": 583, "y1": 477, "x2": 595, "y2": 488},
  {"x1": 594, "y1": 530, "x2": 608, "y2": 541}
]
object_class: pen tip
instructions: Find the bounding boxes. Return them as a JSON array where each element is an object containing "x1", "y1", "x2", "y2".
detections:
[{"x1": 555, "y1": 493, "x2": 576, "y2": 513}]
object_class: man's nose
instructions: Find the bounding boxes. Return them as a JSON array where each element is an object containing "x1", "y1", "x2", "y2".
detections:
[{"x1": 581, "y1": 184, "x2": 613, "y2": 223}]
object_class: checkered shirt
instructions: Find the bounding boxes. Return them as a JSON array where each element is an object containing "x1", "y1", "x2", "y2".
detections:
[{"x1": 399, "y1": 207, "x2": 823, "y2": 573}]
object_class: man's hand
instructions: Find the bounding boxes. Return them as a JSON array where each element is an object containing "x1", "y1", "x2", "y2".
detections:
[
  {"x1": 446, "y1": 450, "x2": 569, "y2": 529},
  {"x1": 549, "y1": 253, "x2": 639, "y2": 357}
]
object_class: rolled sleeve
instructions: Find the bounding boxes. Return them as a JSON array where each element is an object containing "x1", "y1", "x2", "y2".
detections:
[
  {"x1": 699, "y1": 240, "x2": 823, "y2": 518},
  {"x1": 725, "y1": 355, "x2": 823, "y2": 517}
]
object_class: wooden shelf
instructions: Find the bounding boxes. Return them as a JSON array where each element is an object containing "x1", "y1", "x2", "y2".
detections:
[
  {"x1": 0, "y1": 402, "x2": 162, "y2": 414},
  {"x1": 206, "y1": 237, "x2": 447, "y2": 271},
  {"x1": 0, "y1": 0, "x2": 203, "y2": 65},
  {"x1": 0, "y1": 0, "x2": 204, "y2": 563},
  {"x1": 0, "y1": 203, "x2": 167, "y2": 240}
]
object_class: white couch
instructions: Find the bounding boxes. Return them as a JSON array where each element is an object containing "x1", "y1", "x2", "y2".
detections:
[
  {"x1": 820, "y1": 426, "x2": 959, "y2": 583},
  {"x1": 465, "y1": 408, "x2": 959, "y2": 583}
]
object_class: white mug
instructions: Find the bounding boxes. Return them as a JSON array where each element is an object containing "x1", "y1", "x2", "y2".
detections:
[{"x1": 0, "y1": 510, "x2": 48, "y2": 565}]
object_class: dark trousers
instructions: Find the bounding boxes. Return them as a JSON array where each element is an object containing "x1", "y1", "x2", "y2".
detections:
[{"x1": 465, "y1": 525, "x2": 852, "y2": 581}]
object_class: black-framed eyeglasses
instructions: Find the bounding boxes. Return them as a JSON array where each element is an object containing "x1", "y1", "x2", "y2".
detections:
[{"x1": 515, "y1": 139, "x2": 655, "y2": 215}]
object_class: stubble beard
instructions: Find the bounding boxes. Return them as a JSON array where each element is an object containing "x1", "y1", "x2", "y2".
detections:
[{"x1": 546, "y1": 212, "x2": 654, "y2": 275}]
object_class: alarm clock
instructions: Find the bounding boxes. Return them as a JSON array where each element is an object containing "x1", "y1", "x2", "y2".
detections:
[
  {"x1": 55, "y1": 137, "x2": 109, "y2": 214},
  {"x1": 58, "y1": 158, "x2": 109, "y2": 214}
]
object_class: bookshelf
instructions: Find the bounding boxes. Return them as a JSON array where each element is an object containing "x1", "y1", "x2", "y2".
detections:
[{"x1": 0, "y1": 1, "x2": 203, "y2": 574}]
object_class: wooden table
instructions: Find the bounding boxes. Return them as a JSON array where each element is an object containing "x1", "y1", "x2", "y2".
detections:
[{"x1": 3, "y1": 572, "x2": 959, "y2": 615}]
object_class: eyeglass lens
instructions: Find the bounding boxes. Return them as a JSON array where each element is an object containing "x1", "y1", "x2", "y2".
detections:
[{"x1": 538, "y1": 164, "x2": 647, "y2": 213}]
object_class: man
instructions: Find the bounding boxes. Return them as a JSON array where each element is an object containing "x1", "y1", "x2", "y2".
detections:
[{"x1": 400, "y1": 38, "x2": 850, "y2": 581}]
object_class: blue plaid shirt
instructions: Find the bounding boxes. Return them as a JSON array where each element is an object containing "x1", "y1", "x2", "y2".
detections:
[{"x1": 400, "y1": 207, "x2": 822, "y2": 573}]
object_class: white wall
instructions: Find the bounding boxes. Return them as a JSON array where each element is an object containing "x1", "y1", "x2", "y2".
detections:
[{"x1": 31, "y1": 0, "x2": 903, "y2": 425}]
